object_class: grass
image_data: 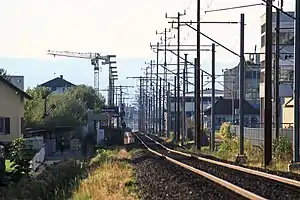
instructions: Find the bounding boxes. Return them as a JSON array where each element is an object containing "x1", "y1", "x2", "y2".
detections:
[
  {"x1": 187, "y1": 139, "x2": 300, "y2": 174},
  {"x1": 71, "y1": 148, "x2": 139, "y2": 200}
]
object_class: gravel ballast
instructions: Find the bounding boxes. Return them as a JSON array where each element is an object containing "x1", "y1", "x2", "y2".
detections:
[
  {"x1": 141, "y1": 133, "x2": 300, "y2": 200},
  {"x1": 132, "y1": 150, "x2": 246, "y2": 200}
]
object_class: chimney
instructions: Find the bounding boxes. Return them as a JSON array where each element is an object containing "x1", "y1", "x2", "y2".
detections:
[{"x1": 60, "y1": 75, "x2": 63, "y2": 79}]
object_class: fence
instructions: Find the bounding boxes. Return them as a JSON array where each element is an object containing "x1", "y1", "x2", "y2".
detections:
[
  {"x1": 24, "y1": 136, "x2": 44, "y2": 150},
  {"x1": 30, "y1": 144, "x2": 46, "y2": 171},
  {"x1": 231, "y1": 125, "x2": 293, "y2": 146}
]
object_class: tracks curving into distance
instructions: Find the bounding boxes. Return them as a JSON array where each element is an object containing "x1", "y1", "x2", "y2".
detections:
[{"x1": 133, "y1": 132, "x2": 300, "y2": 200}]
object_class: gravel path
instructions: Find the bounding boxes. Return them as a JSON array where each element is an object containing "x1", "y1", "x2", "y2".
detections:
[
  {"x1": 132, "y1": 150, "x2": 245, "y2": 200},
  {"x1": 140, "y1": 134, "x2": 300, "y2": 200}
]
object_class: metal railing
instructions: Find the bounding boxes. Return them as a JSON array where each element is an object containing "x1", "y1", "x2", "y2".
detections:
[{"x1": 231, "y1": 124, "x2": 293, "y2": 146}]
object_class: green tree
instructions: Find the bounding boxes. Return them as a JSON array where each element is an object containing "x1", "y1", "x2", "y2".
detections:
[
  {"x1": 24, "y1": 85, "x2": 106, "y2": 128},
  {"x1": 0, "y1": 68, "x2": 11, "y2": 81},
  {"x1": 44, "y1": 94, "x2": 86, "y2": 127},
  {"x1": 66, "y1": 85, "x2": 105, "y2": 110},
  {"x1": 24, "y1": 87, "x2": 49, "y2": 126}
]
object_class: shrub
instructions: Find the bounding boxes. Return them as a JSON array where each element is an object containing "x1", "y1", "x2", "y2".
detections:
[
  {"x1": 216, "y1": 137, "x2": 239, "y2": 159},
  {"x1": 0, "y1": 145, "x2": 5, "y2": 184},
  {"x1": 9, "y1": 138, "x2": 35, "y2": 179},
  {"x1": 273, "y1": 136, "x2": 293, "y2": 161},
  {"x1": 5, "y1": 159, "x2": 86, "y2": 200},
  {"x1": 219, "y1": 122, "x2": 234, "y2": 139}
]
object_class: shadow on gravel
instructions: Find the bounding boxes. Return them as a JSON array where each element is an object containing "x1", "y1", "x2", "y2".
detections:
[{"x1": 132, "y1": 150, "x2": 246, "y2": 200}]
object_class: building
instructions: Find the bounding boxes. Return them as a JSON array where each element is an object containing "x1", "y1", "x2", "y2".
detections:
[
  {"x1": 223, "y1": 53, "x2": 260, "y2": 108},
  {"x1": 170, "y1": 89, "x2": 224, "y2": 118},
  {"x1": 0, "y1": 76, "x2": 32, "y2": 144},
  {"x1": 203, "y1": 97, "x2": 260, "y2": 130},
  {"x1": 282, "y1": 97, "x2": 294, "y2": 128},
  {"x1": 39, "y1": 75, "x2": 75, "y2": 94},
  {"x1": 169, "y1": 89, "x2": 224, "y2": 130},
  {"x1": 260, "y1": 11, "x2": 294, "y2": 125}
]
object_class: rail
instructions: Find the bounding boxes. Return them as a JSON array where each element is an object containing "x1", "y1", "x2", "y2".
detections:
[
  {"x1": 141, "y1": 133, "x2": 300, "y2": 189},
  {"x1": 133, "y1": 132, "x2": 267, "y2": 200}
]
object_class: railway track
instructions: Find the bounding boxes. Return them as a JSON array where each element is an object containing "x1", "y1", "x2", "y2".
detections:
[{"x1": 133, "y1": 132, "x2": 300, "y2": 200}]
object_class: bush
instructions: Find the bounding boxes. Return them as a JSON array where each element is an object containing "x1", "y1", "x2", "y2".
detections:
[
  {"x1": 5, "y1": 159, "x2": 86, "y2": 200},
  {"x1": 0, "y1": 145, "x2": 5, "y2": 184},
  {"x1": 9, "y1": 138, "x2": 35, "y2": 179},
  {"x1": 273, "y1": 136, "x2": 293, "y2": 161},
  {"x1": 219, "y1": 122, "x2": 234, "y2": 139}
]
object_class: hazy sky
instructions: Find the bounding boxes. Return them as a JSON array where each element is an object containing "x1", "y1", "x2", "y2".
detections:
[{"x1": 0, "y1": 0, "x2": 296, "y2": 102}]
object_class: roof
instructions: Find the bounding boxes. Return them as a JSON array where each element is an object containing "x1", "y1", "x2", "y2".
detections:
[
  {"x1": 40, "y1": 77, "x2": 75, "y2": 88},
  {"x1": 204, "y1": 97, "x2": 259, "y2": 115},
  {"x1": 0, "y1": 76, "x2": 32, "y2": 99}
]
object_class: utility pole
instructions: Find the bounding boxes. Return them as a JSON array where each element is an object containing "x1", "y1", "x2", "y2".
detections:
[
  {"x1": 264, "y1": 0, "x2": 273, "y2": 166},
  {"x1": 293, "y1": 0, "x2": 300, "y2": 164},
  {"x1": 163, "y1": 28, "x2": 168, "y2": 137},
  {"x1": 167, "y1": 82, "x2": 171, "y2": 138},
  {"x1": 156, "y1": 42, "x2": 159, "y2": 135},
  {"x1": 211, "y1": 43, "x2": 216, "y2": 151},
  {"x1": 150, "y1": 60, "x2": 154, "y2": 134},
  {"x1": 159, "y1": 77, "x2": 162, "y2": 135},
  {"x1": 145, "y1": 67, "x2": 149, "y2": 132},
  {"x1": 194, "y1": 58, "x2": 199, "y2": 147},
  {"x1": 201, "y1": 71, "x2": 204, "y2": 136},
  {"x1": 174, "y1": 76, "x2": 177, "y2": 136},
  {"x1": 167, "y1": 11, "x2": 186, "y2": 142},
  {"x1": 239, "y1": 13, "x2": 246, "y2": 159},
  {"x1": 182, "y1": 54, "x2": 187, "y2": 145},
  {"x1": 139, "y1": 77, "x2": 142, "y2": 131},
  {"x1": 196, "y1": 0, "x2": 202, "y2": 149},
  {"x1": 275, "y1": 8, "x2": 280, "y2": 139},
  {"x1": 176, "y1": 12, "x2": 181, "y2": 143}
]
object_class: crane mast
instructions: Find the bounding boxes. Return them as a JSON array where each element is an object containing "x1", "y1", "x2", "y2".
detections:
[{"x1": 47, "y1": 50, "x2": 110, "y2": 96}]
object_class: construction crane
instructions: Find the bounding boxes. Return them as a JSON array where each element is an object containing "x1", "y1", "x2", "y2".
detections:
[{"x1": 47, "y1": 50, "x2": 110, "y2": 95}]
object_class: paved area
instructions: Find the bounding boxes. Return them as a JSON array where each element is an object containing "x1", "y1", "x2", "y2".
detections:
[
  {"x1": 33, "y1": 150, "x2": 84, "y2": 176},
  {"x1": 44, "y1": 149, "x2": 84, "y2": 164}
]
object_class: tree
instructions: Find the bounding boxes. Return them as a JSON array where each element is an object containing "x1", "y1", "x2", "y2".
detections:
[
  {"x1": 66, "y1": 85, "x2": 105, "y2": 110},
  {"x1": 0, "y1": 68, "x2": 11, "y2": 81},
  {"x1": 24, "y1": 85, "x2": 106, "y2": 128},
  {"x1": 24, "y1": 87, "x2": 49, "y2": 126},
  {"x1": 43, "y1": 94, "x2": 86, "y2": 127}
]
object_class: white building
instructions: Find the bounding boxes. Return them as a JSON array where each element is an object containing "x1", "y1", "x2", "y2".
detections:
[
  {"x1": 170, "y1": 89, "x2": 224, "y2": 117},
  {"x1": 259, "y1": 11, "x2": 294, "y2": 125}
]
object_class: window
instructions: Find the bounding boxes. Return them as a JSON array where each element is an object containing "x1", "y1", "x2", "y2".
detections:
[
  {"x1": 245, "y1": 71, "x2": 253, "y2": 79},
  {"x1": 0, "y1": 117, "x2": 10, "y2": 134},
  {"x1": 272, "y1": 32, "x2": 294, "y2": 45},
  {"x1": 0, "y1": 118, "x2": 4, "y2": 133},
  {"x1": 261, "y1": 35, "x2": 266, "y2": 47},
  {"x1": 21, "y1": 117, "x2": 24, "y2": 134},
  {"x1": 261, "y1": 24, "x2": 266, "y2": 34},
  {"x1": 260, "y1": 71, "x2": 265, "y2": 83}
]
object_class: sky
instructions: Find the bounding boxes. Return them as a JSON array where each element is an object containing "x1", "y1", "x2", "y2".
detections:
[{"x1": 0, "y1": 0, "x2": 296, "y2": 104}]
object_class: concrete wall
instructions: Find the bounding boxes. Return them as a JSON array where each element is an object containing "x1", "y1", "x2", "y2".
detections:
[{"x1": 0, "y1": 81, "x2": 24, "y2": 142}]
